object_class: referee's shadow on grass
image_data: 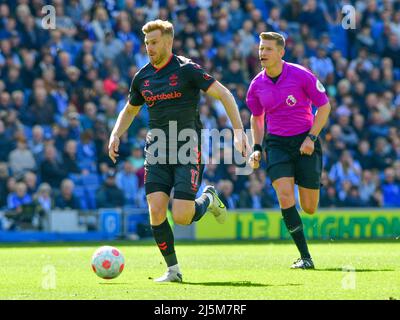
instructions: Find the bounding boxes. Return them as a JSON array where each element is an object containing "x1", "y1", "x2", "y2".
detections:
[
  {"x1": 182, "y1": 281, "x2": 302, "y2": 288},
  {"x1": 313, "y1": 268, "x2": 394, "y2": 272}
]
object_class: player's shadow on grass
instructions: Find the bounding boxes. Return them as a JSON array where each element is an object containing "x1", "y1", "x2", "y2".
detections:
[
  {"x1": 313, "y1": 268, "x2": 394, "y2": 272},
  {"x1": 183, "y1": 281, "x2": 302, "y2": 288}
]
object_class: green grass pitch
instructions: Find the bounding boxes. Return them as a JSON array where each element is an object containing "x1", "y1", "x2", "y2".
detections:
[{"x1": 0, "y1": 240, "x2": 399, "y2": 300}]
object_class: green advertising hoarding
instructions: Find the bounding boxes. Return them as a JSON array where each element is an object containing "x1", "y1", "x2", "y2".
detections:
[{"x1": 196, "y1": 210, "x2": 400, "y2": 240}]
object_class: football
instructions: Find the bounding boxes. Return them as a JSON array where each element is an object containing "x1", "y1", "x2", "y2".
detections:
[{"x1": 91, "y1": 246, "x2": 125, "y2": 279}]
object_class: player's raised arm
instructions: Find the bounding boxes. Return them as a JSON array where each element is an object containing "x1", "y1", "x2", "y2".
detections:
[
  {"x1": 108, "y1": 102, "x2": 142, "y2": 163},
  {"x1": 205, "y1": 80, "x2": 250, "y2": 157}
]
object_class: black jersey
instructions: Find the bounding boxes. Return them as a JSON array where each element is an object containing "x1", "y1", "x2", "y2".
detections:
[{"x1": 128, "y1": 54, "x2": 216, "y2": 163}]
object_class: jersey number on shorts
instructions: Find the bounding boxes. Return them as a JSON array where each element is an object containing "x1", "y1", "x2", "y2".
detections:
[{"x1": 190, "y1": 169, "x2": 199, "y2": 189}]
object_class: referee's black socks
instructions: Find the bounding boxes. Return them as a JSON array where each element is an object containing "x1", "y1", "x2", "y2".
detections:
[
  {"x1": 151, "y1": 218, "x2": 178, "y2": 267},
  {"x1": 281, "y1": 205, "x2": 311, "y2": 259}
]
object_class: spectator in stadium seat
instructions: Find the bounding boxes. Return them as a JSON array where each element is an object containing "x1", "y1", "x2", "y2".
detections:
[
  {"x1": 103, "y1": 67, "x2": 120, "y2": 97},
  {"x1": 115, "y1": 161, "x2": 139, "y2": 206},
  {"x1": 54, "y1": 178, "x2": 81, "y2": 210},
  {"x1": 368, "y1": 110, "x2": 390, "y2": 142},
  {"x1": 0, "y1": 162, "x2": 9, "y2": 209},
  {"x1": 222, "y1": 60, "x2": 246, "y2": 86},
  {"x1": 33, "y1": 182, "x2": 53, "y2": 230},
  {"x1": 212, "y1": 46, "x2": 229, "y2": 72},
  {"x1": 134, "y1": 43, "x2": 150, "y2": 70},
  {"x1": 40, "y1": 144, "x2": 68, "y2": 189},
  {"x1": 66, "y1": 111, "x2": 82, "y2": 140},
  {"x1": 352, "y1": 113, "x2": 369, "y2": 142},
  {"x1": 382, "y1": 33, "x2": 400, "y2": 69},
  {"x1": 116, "y1": 19, "x2": 141, "y2": 54},
  {"x1": 324, "y1": 124, "x2": 346, "y2": 168},
  {"x1": 75, "y1": 39, "x2": 95, "y2": 70},
  {"x1": 6, "y1": 181, "x2": 35, "y2": 230},
  {"x1": 202, "y1": 163, "x2": 220, "y2": 185},
  {"x1": 381, "y1": 167, "x2": 400, "y2": 207},
  {"x1": 393, "y1": 160, "x2": 400, "y2": 182},
  {"x1": 336, "y1": 113, "x2": 359, "y2": 149},
  {"x1": 299, "y1": 0, "x2": 328, "y2": 34},
  {"x1": 29, "y1": 87, "x2": 56, "y2": 126},
  {"x1": 23, "y1": 171, "x2": 38, "y2": 196},
  {"x1": 319, "y1": 184, "x2": 340, "y2": 208},
  {"x1": 8, "y1": 135, "x2": 36, "y2": 177},
  {"x1": 53, "y1": 120, "x2": 71, "y2": 152},
  {"x1": 5, "y1": 66, "x2": 24, "y2": 93},
  {"x1": 63, "y1": 139, "x2": 81, "y2": 174},
  {"x1": 95, "y1": 169, "x2": 125, "y2": 208},
  {"x1": 229, "y1": 0, "x2": 246, "y2": 32},
  {"x1": 341, "y1": 185, "x2": 367, "y2": 207},
  {"x1": 329, "y1": 150, "x2": 362, "y2": 189},
  {"x1": 29, "y1": 125, "x2": 45, "y2": 163},
  {"x1": 282, "y1": 0, "x2": 302, "y2": 23},
  {"x1": 115, "y1": 41, "x2": 137, "y2": 81},
  {"x1": 222, "y1": 164, "x2": 247, "y2": 195},
  {"x1": 79, "y1": 102, "x2": 97, "y2": 131},
  {"x1": 0, "y1": 119, "x2": 14, "y2": 162},
  {"x1": 359, "y1": 170, "x2": 378, "y2": 205},
  {"x1": 217, "y1": 179, "x2": 239, "y2": 209},
  {"x1": 309, "y1": 46, "x2": 334, "y2": 82},
  {"x1": 238, "y1": 179, "x2": 274, "y2": 209},
  {"x1": 65, "y1": 0, "x2": 84, "y2": 25},
  {"x1": 371, "y1": 137, "x2": 396, "y2": 171},
  {"x1": 94, "y1": 30, "x2": 124, "y2": 64},
  {"x1": 90, "y1": 7, "x2": 113, "y2": 42},
  {"x1": 77, "y1": 130, "x2": 97, "y2": 173},
  {"x1": 366, "y1": 68, "x2": 386, "y2": 94},
  {"x1": 128, "y1": 143, "x2": 145, "y2": 172},
  {"x1": 0, "y1": 91, "x2": 11, "y2": 113}
]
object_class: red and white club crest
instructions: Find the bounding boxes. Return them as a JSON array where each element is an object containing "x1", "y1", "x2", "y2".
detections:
[
  {"x1": 169, "y1": 74, "x2": 178, "y2": 86},
  {"x1": 286, "y1": 95, "x2": 297, "y2": 106}
]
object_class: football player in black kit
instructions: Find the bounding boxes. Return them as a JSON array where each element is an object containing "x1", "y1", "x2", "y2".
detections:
[{"x1": 108, "y1": 20, "x2": 250, "y2": 282}]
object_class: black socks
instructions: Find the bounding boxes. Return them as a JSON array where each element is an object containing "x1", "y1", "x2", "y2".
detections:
[
  {"x1": 151, "y1": 218, "x2": 177, "y2": 267},
  {"x1": 281, "y1": 205, "x2": 311, "y2": 259},
  {"x1": 191, "y1": 193, "x2": 211, "y2": 223}
]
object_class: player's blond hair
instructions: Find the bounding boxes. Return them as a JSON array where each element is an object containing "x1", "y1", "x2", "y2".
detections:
[
  {"x1": 142, "y1": 19, "x2": 174, "y2": 38},
  {"x1": 259, "y1": 32, "x2": 285, "y2": 48}
]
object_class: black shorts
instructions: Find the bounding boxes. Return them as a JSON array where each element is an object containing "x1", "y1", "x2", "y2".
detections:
[
  {"x1": 144, "y1": 163, "x2": 204, "y2": 201},
  {"x1": 264, "y1": 131, "x2": 323, "y2": 189}
]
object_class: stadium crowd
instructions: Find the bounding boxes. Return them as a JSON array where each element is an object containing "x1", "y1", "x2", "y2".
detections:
[{"x1": 0, "y1": 0, "x2": 400, "y2": 229}]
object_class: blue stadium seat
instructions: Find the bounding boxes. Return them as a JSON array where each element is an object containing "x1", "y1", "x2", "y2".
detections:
[
  {"x1": 81, "y1": 173, "x2": 100, "y2": 188},
  {"x1": 69, "y1": 173, "x2": 82, "y2": 186},
  {"x1": 73, "y1": 185, "x2": 88, "y2": 210},
  {"x1": 85, "y1": 185, "x2": 98, "y2": 210}
]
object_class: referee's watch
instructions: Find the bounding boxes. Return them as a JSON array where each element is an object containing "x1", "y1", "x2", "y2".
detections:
[{"x1": 307, "y1": 133, "x2": 318, "y2": 142}]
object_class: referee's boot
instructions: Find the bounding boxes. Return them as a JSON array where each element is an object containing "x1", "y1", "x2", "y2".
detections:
[
  {"x1": 290, "y1": 257, "x2": 315, "y2": 270},
  {"x1": 204, "y1": 185, "x2": 227, "y2": 224}
]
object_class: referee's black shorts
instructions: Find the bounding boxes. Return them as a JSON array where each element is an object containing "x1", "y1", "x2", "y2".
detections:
[{"x1": 264, "y1": 131, "x2": 323, "y2": 189}]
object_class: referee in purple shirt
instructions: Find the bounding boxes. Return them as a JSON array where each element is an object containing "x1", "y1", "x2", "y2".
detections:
[{"x1": 247, "y1": 32, "x2": 332, "y2": 269}]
